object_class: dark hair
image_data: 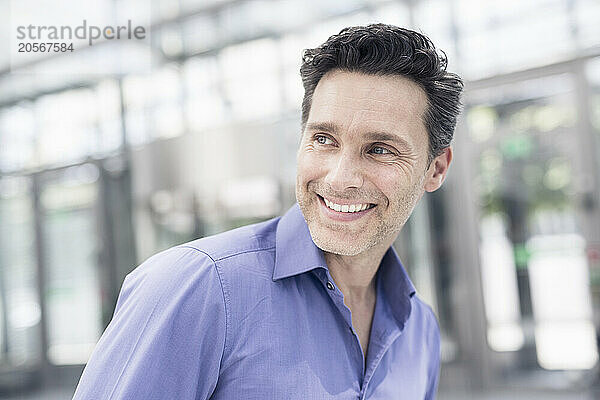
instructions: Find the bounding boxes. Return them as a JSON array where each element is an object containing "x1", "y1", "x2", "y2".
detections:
[{"x1": 300, "y1": 24, "x2": 464, "y2": 164}]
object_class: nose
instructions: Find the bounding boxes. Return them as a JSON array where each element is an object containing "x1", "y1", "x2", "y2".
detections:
[{"x1": 324, "y1": 150, "x2": 363, "y2": 191}]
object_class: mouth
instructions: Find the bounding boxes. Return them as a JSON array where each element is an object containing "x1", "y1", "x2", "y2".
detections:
[{"x1": 316, "y1": 194, "x2": 376, "y2": 220}]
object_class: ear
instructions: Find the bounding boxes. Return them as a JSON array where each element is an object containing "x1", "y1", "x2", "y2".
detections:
[{"x1": 424, "y1": 147, "x2": 453, "y2": 193}]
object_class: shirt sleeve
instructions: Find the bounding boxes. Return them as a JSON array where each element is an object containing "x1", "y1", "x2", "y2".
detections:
[
  {"x1": 72, "y1": 246, "x2": 227, "y2": 400},
  {"x1": 424, "y1": 310, "x2": 441, "y2": 400}
]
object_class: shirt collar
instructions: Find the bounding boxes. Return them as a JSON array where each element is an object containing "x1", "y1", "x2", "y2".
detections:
[
  {"x1": 273, "y1": 203, "x2": 328, "y2": 280},
  {"x1": 377, "y1": 244, "x2": 417, "y2": 327},
  {"x1": 273, "y1": 203, "x2": 417, "y2": 325}
]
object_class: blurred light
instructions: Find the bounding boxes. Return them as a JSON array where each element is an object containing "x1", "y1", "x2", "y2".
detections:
[
  {"x1": 151, "y1": 190, "x2": 174, "y2": 214},
  {"x1": 586, "y1": 58, "x2": 600, "y2": 87},
  {"x1": 413, "y1": 0, "x2": 455, "y2": 69},
  {"x1": 220, "y1": 38, "x2": 282, "y2": 119},
  {"x1": 184, "y1": 56, "x2": 226, "y2": 130},
  {"x1": 500, "y1": 134, "x2": 533, "y2": 160},
  {"x1": 219, "y1": 175, "x2": 280, "y2": 219},
  {"x1": 10, "y1": 298, "x2": 41, "y2": 329},
  {"x1": 535, "y1": 322, "x2": 598, "y2": 370},
  {"x1": 456, "y1": 0, "x2": 574, "y2": 79},
  {"x1": 479, "y1": 214, "x2": 524, "y2": 352},
  {"x1": 487, "y1": 324, "x2": 525, "y2": 352},
  {"x1": 543, "y1": 158, "x2": 571, "y2": 190},
  {"x1": 156, "y1": 0, "x2": 180, "y2": 20},
  {"x1": 164, "y1": 211, "x2": 196, "y2": 234},
  {"x1": 527, "y1": 234, "x2": 598, "y2": 370},
  {"x1": 0, "y1": 176, "x2": 31, "y2": 198},
  {"x1": 533, "y1": 104, "x2": 576, "y2": 132},
  {"x1": 575, "y1": 0, "x2": 600, "y2": 49},
  {"x1": 182, "y1": 14, "x2": 219, "y2": 54},
  {"x1": 468, "y1": 106, "x2": 498, "y2": 143},
  {"x1": 509, "y1": 106, "x2": 535, "y2": 133},
  {"x1": 40, "y1": 183, "x2": 97, "y2": 210},
  {"x1": 160, "y1": 26, "x2": 183, "y2": 58},
  {"x1": 154, "y1": 103, "x2": 185, "y2": 138},
  {"x1": 64, "y1": 163, "x2": 101, "y2": 185},
  {"x1": 480, "y1": 149, "x2": 503, "y2": 175},
  {"x1": 48, "y1": 343, "x2": 97, "y2": 365},
  {"x1": 370, "y1": 2, "x2": 410, "y2": 27},
  {"x1": 0, "y1": 105, "x2": 36, "y2": 171},
  {"x1": 36, "y1": 89, "x2": 98, "y2": 167}
]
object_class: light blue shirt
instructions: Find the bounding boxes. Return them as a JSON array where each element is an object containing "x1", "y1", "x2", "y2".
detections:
[{"x1": 73, "y1": 204, "x2": 440, "y2": 399}]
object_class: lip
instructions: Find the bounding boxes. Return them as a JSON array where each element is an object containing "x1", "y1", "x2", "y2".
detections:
[{"x1": 317, "y1": 194, "x2": 375, "y2": 222}]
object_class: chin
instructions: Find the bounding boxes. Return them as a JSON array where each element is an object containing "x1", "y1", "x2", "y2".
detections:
[{"x1": 307, "y1": 225, "x2": 377, "y2": 257}]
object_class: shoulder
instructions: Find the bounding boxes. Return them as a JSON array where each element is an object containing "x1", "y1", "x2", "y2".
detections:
[
  {"x1": 181, "y1": 217, "x2": 278, "y2": 260},
  {"x1": 79, "y1": 247, "x2": 229, "y2": 399},
  {"x1": 118, "y1": 216, "x2": 281, "y2": 317},
  {"x1": 178, "y1": 217, "x2": 280, "y2": 279},
  {"x1": 116, "y1": 246, "x2": 224, "y2": 320},
  {"x1": 126, "y1": 216, "x2": 279, "y2": 287}
]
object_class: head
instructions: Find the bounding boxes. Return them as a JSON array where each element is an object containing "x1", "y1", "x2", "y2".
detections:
[
  {"x1": 300, "y1": 24, "x2": 463, "y2": 165},
  {"x1": 295, "y1": 24, "x2": 463, "y2": 257}
]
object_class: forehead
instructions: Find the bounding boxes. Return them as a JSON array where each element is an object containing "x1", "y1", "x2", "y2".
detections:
[{"x1": 308, "y1": 70, "x2": 429, "y2": 148}]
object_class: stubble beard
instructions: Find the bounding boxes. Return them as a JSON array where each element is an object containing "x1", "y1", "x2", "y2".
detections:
[{"x1": 296, "y1": 176, "x2": 426, "y2": 257}]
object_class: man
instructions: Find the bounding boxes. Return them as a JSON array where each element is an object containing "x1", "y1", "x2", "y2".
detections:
[{"x1": 73, "y1": 24, "x2": 463, "y2": 399}]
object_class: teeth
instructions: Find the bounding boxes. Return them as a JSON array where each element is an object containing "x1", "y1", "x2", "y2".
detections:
[{"x1": 322, "y1": 197, "x2": 371, "y2": 213}]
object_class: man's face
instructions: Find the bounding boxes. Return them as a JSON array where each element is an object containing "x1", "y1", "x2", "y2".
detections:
[{"x1": 296, "y1": 70, "x2": 446, "y2": 257}]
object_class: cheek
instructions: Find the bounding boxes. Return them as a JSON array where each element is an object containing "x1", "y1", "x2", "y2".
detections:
[
  {"x1": 297, "y1": 151, "x2": 327, "y2": 183},
  {"x1": 368, "y1": 166, "x2": 402, "y2": 189},
  {"x1": 367, "y1": 166, "x2": 422, "y2": 203}
]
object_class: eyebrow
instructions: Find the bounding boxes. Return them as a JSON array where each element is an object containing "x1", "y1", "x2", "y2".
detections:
[{"x1": 305, "y1": 121, "x2": 414, "y2": 151}]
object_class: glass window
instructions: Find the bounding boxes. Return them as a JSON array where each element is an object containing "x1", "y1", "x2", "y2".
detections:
[
  {"x1": 466, "y1": 74, "x2": 598, "y2": 371},
  {"x1": 218, "y1": 0, "x2": 279, "y2": 41},
  {"x1": 219, "y1": 38, "x2": 282, "y2": 120},
  {"x1": 157, "y1": 25, "x2": 184, "y2": 59},
  {"x1": 96, "y1": 79, "x2": 124, "y2": 154},
  {"x1": 308, "y1": 0, "x2": 366, "y2": 17},
  {"x1": 301, "y1": 11, "x2": 373, "y2": 49},
  {"x1": 575, "y1": 0, "x2": 600, "y2": 49},
  {"x1": 179, "y1": 0, "x2": 228, "y2": 13},
  {"x1": 456, "y1": 0, "x2": 574, "y2": 79},
  {"x1": 36, "y1": 89, "x2": 98, "y2": 167},
  {"x1": 371, "y1": 2, "x2": 411, "y2": 27},
  {"x1": 0, "y1": 104, "x2": 36, "y2": 172},
  {"x1": 412, "y1": 0, "x2": 457, "y2": 71},
  {"x1": 0, "y1": 176, "x2": 41, "y2": 368},
  {"x1": 587, "y1": 57, "x2": 600, "y2": 133},
  {"x1": 183, "y1": 56, "x2": 227, "y2": 130},
  {"x1": 123, "y1": 64, "x2": 184, "y2": 143},
  {"x1": 279, "y1": 34, "x2": 305, "y2": 111},
  {"x1": 40, "y1": 164, "x2": 103, "y2": 365},
  {"x1": 182, "y1": 14, "x2": 220, "y2": 55}
]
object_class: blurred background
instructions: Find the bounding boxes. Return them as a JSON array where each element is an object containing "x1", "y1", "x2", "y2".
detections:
[{"x1": 0, "y1": 0, "x2": 599, "y2": 398}]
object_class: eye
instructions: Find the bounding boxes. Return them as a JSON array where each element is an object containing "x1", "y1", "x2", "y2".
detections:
[
  {"x1": 314, "y1": 134, "x2": 334, "y2": 146},
  {"x1": 370, "y1": 145, "x2": 393, "y2": 155}
]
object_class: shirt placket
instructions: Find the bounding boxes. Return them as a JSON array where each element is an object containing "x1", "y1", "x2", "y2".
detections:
[
  {"x1": 312, "y1": 268, "x2": 408, "y2": 400},
  {"x1": 316, "y1": 269, "x2": 367, "y2": 384}
]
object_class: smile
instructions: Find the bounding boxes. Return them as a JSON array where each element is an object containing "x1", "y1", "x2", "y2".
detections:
[
  {"x1": 316, "y1": 194, "x2": 376, "y2": 220},
  {"x1": 323, "y1": 197, "x2": 373, "y2": 213}
]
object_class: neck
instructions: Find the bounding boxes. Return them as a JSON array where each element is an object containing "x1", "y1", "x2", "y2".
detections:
[{"x1": 324, "y1": 238, "x2": 392, "y2": 302}]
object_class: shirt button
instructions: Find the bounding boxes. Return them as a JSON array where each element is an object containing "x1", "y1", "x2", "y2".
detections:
[{"x1": 326, "y1": 281, "x2": 334, "y2": 290}]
